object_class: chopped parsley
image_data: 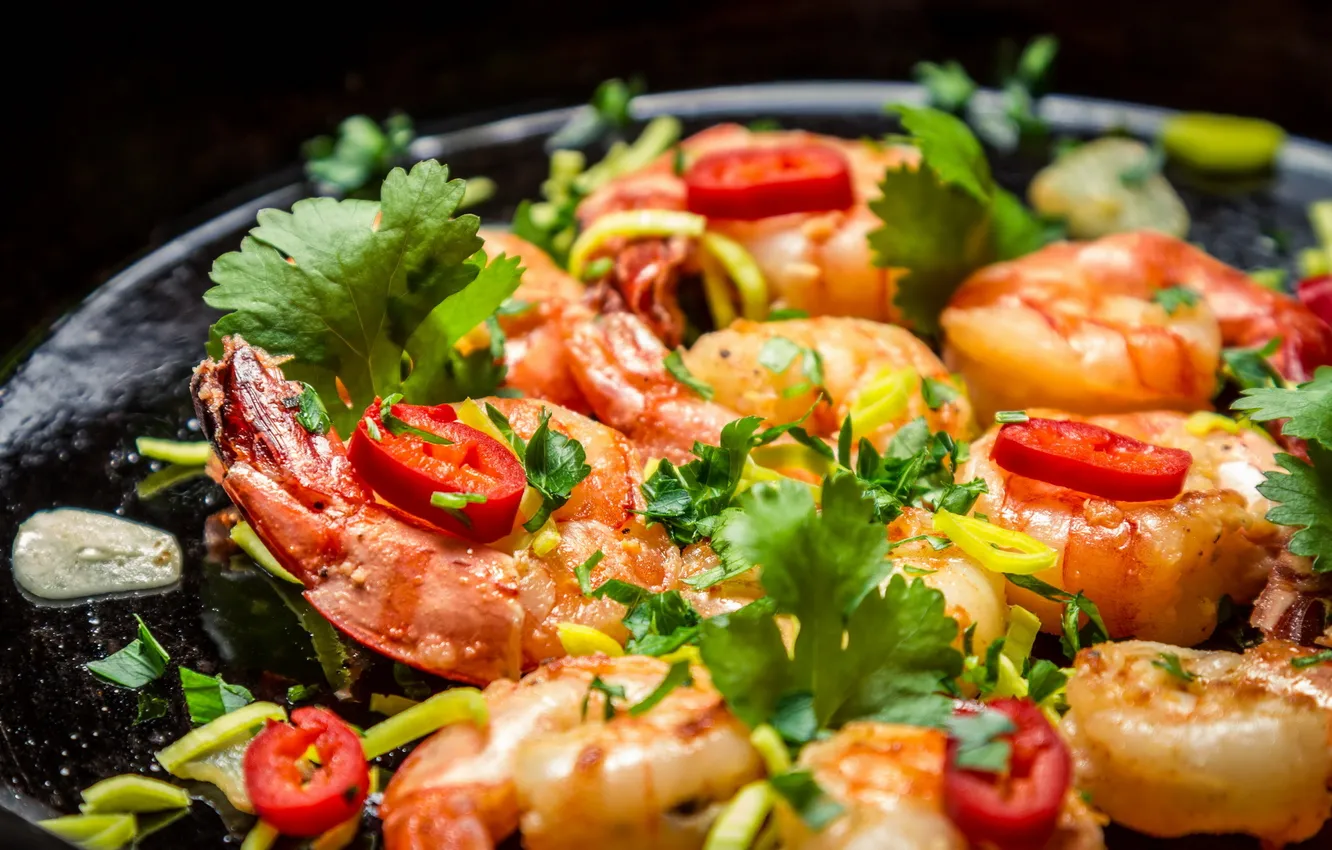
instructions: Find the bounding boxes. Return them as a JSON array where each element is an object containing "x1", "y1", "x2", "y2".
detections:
[
  {"x1": 843, "y1": 417, "x2": 986, "y2": 525},
  {"x1": 664, "y1": 349, "x2": 715, "y2": 400},
  {"x1": 769, "y1": 771, "x2": 845, "y2": 830},
  {"x1": 179, "y1": 667, "x2": 254, "y2": 725},
  {"x1": 758, "y1": 337, "x2": 825, "y2": 397},
  {"x1": 282, "y1": 383, "x2": 331, "y2": 435},
  {"x1": 584, "y1": 580, "x2": 703, "y2": 657},
  {"x1": 86, "y1": 616, "x2": 169, "y2": 689},
  {"x1": 1006, "y1": 573, "x2": 1109, "y2": 658},
  {"x1": 484, "y1": 406, "x2": 592, "y2": 533},
  {"x1": 1152, "y1": 285, "x2": 1201, "y2": 314},
  {"x1": 766, "y1": 308, "x2": 810, "y2": 322},
  {"x1": 574, "y1": 550, "x2": 606, "y2": 595},
  {"x1": 1151, "y1": 652, "x2": 1196, "y2": 683},
  {"x1": 921, "y1": 377, "x2": 960, "y2": 409},
  {"x1": 1220, "y1": 338, "x2": 1285, "y2": 392},
  {"x1": 206, "y1": 160, "x2": 523, "y2": 434},
  {"x1": 134, "y1": 692, "x2": 169, "y2": 725},
  {"x1": 287, "y1": 684, "x2": 321, "y2": 703}
]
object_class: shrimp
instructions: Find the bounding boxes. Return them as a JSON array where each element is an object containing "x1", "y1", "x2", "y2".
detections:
[
  {"x1": 562, "y1": 310, "x2": 973, "y2": 465},
  {"x1": 781, "y1": 721, "x2": 1104, "y2": 850},
  {"x1": 958, "y1": 409, "x2": 1299, "y2": 647},
  {"x1": 477, "y1": 229, "x2": 589, "y2": 413},
  {"x1": 380, "y1": 654, "x2": 764, "y2": 850},
  {"x1": 191, "y1": 337, "x2": 703, "y2": 683},
  {"x1": 1063, "y1": 639, "x2": 1332, "y2": 844},
  {"x1": 576, "y1": 124, "x2": 918, "y2": 343},
  {"x1": 940, "y1": 231, "x2": 1332, "y2": 421}
]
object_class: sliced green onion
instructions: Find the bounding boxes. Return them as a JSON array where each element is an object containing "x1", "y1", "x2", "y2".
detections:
[
  {"x1": 749, "y1": 724, "x2": 792, "y2": 775},
  {"x1": 80, "y1": 775, "x2": 189, "y2": 814},
  {"x1": 1001, "y1": 605, "x2": 1042, "y2": 669},
  {"x1": 568, "y1": 209, "x2": 706, "y2": 280},
  {"x1": 156, "y1": 701, "x2": 286, "y2": 773},
  {"x1": 849, "y1": 367, "x2": 917, "y2": 439},
  {"x1": 38, "y1": 814, "x2": 137, "y2": 850},
  {"x1": 575, "y1": 116, "x2": 683, "y2": 195},
  {"x1": 360, "y1": 688, "x2": 488, "y2": 760},
  {"x1": 931, "y1": 510, "x2": 1058, "y2": 575},
  {"x1": 1312, "y1": 200, "x2": 1332, "y2": 276},
  {"x1": 701, "y1": 232, "x2": 769, "y2": 321},
  {"x1": 136, "y1": 464, "x2": 208, "y2": 499},
  {"x1": 171, "y1": 736, "x2": 252, "y2": 813},
  {"x1": 701, "y1": 251, "x2": 740, "y2": 329},
  {"x1": 1160, "y1": 113, "x2": 1286, "y2": 173},
  {"x1": 240, "y1": 819, "x2": 280, "y2": 850},
  {"x1": 988, "y1": 653, "x2": 1029, "y2": 700},
  {"x1": 230, "y1": 522, "x2": 301, "y2": 585},
  {"x1": 135, "y1": 438, "x2": 211, "y2": 467},
  {"x1": 370, "y1": 693, "x2": 420, "y2": 717},
  {"x1": 703, "y1": 780, "x2": 774, "y2": 850},
  {"x1": 556, "y1": 622, "x2": 625, "y2": 657},
  {"x1": 737, "y1": 459, "x2": 821, "y2": 501},
  {"x1": 658, "y1": 645, "x2": 702, "y2": 666}
]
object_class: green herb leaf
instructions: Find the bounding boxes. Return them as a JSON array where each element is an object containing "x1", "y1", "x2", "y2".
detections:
[
  {"x1": 583, "y1": 676, "x2": 627, "y2": 721},
  {"x1": 1151, "y1": 652, "x2": 1196, "y2": 682},
  {"x1": 758, "y1": 337, "x2": 803, "y2": 374},
  {"x1": 590, "y1": 581, "x2": 703, "y2": 656},
  {"x1": 1119, "y1": 139, "x2": 1167, "y2": 187},
  {"x1": 1233, "y1": 367, "x2": 1332, "y2": 446},
  {"x1": 179, "y1": 667, "x2": 254, "y2": 725},
  {"x1": 1220, "y1": 338, "x2": 1285, "y2": 392},
  {"x1": 86, "y1": 616, "x2": 170, "y2": 689},
  {"x1": 644, "y1": 416, "x2": 764, "y2": 551},
  {"x1": 913, "y1": 60, "x2": 978, "y2": 113},
  {"x1": 287, "y1": 684, "x2": 321, "y2": 703},
  {"x1": 206, "y1": 160, "x2": 522, "y2": 435},
  {"x1": 628, "y1": 660, "x2": 694, "y2": 716},
  {"x1": 378, "y1": 394, "x2": 453, "y2": 445},
  {"x1": 769, "y1": 771, "x2": 845, "y2": 830},
  {"x1": 393, "y1": 662, "x2": 431, "y2": 701},
  {"x1": 430, "y1": 491, "x2": 487, "y2": 527},
  {"x1": 1014, "y1": 35, "x2": 1059, "y2": 94},
  {"x1": 1253, "y1": 445, "x2": 1332, "y2": 572},
  {"x1": 574, "y1": 550, "x2": 606, "y2": 596},
  {"x1": 921, "y1": 377, "x2": 960, "y2": 410},
  {"x1": 1007, "y1": 574, "x2": 1109, "y2": 658},
  {"x1": 665, "y1": 349, "x2": 715, "y2": 400},
  {"x1": 134, "y1": 692, "x2": 169, "y2": 725},
  {"x1": 766, "y1": 308, "x2": 810, "y2": 322},
  {"x1": 946, "y1": 710, "x2": 1015, "y2": 773},
  {"x1": 1152, "y1": 285, "x2": 1201, "y2": 314},
  {"x1": 281, "y1": 382, "x2": 332, "y2": 435},
  {"x1": 521, "y1": 409, "x2": 593, "y2": 532},
  {"x1": 304, "y1": 114, "x2": 415, "y2": 197},
  {"x1": 1026, "y1": 659, "x2": 1069, "y2": 706}
]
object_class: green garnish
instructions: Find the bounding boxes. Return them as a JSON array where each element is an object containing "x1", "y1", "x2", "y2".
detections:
[
  {"x1": 206, "y1": 160, "x2": 523, "y2": 435},
  {"x1": 583, "y1": 676, "x2": 627, "y2": 721},
  {"x1": 86, "y1": 616, "x2": 169, "y2": 690},
  {"x1": 995, "y1": 410, "x2": 1029, "y2": 423},
  {"x1": 765, "y1": 308, "x2": 810, "y2": 322},
  {"x1": 628, "y1": 660, "x2": 694, "y2": 716},
  {"x1": 179, "y1": 667, "x2": 254, "y2": 725},
  {"x1": 946, "y1": 709, "x2": 1015, "y2": 772},
  {"x1": 573, "y1": 551, "x2": 606, "y2": 596},
  {"x1": 520, "y1": 409, "x2": 592, "y2": 532},
  {"x1": 1292, "y1": 649, "x2": 1332, "y2": 668},
  {"x1": 913, "y1": 60, "x2": 977, "y2": 113},
  {"x1": 1152, "y1": 652, "x2": 1196, "y2": 683},
  {"x1": 1152, "y1": 285, "x2": 1201, "y2": 314},
  {"x1": 581, "y1": 256, "x2": 614, "y2": 281},
  {"x1": 1118, "y1": 139, "x2": 1167, "y2": 187},
  {"x1": 430, "y1": 491, "x2": 487, "y2": 527},
  {"x1": 665, "y1": 349, "x2": 715, "y2": 400},
  {"x1": 1221, "y1": 338, "x2": 1285, "y2": 392},
  {"x1": 921, "y1": 377, "x2": 960, "y2": 410},
  {"x1": 304, "y1": 114, "x2": 415, "y2": 196},
  {"x1": 134, "y1": 438, "x2": 211, "y2": 467},
  {"x1": 1006, "y1": 573, "x2": 1109, "y2": 658},
  {"x1": 1160, "y1": 112, "x2": 1286, "y2": 173},
  {"x1": 283, "y1": 382, "x2": 331, "y2": 435},
  {"x1": 287, "y1": 684, "x2": 320, "y2": 703},
  {"x1": 583, "y1": 578, "x2": 703, "y2": 657},
  {"x1": 135, "y1": 692, "x2": 169, "y2": 725},
  {"x1": 768, "y1": 771, "x2": 845, "y2": 830}
]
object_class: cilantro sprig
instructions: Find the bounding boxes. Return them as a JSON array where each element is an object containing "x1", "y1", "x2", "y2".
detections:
[
  {"x1": 304, "y1": 114, "x2": 415, "y2": 197},
  {"x1": 1006, "y1": 573, "x2": 1109, "y2": 658},
  {"x1": 206, "y1": 160, "x2": 523, "y2": 434},
  {"x1": 484, "y1": 404, "x2": 592, "y2": 532}
]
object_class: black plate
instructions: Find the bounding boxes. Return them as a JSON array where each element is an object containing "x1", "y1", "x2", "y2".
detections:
[{"x1": 2, "y1": 83, "x2": 1330, "y2": 849}]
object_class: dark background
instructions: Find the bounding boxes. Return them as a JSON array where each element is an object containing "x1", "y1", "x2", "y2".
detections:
[{"x1": 3, "y1": 0, "x2": 1330, "y2": 352}]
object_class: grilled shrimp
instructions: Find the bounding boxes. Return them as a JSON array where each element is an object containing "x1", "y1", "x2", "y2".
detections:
[
  {"x1": 1063, "y1": 639, "x2": 1332, "y2": 844},
  {"x1": 380, "y1": 654, "x2": 763, "y2": 850},
  {"x1": 781, "y1": 722, "x2": 1104, "y2": 850},
  {"x1": 940, "y1": 231, "x2": 1332, "y2": 421},
  {"x1": 478, "y1": 229, "x2": 589, "y2": 413},
  {"x1": 562, "y1": 310, "x2": 972, "y2": 465},
  {"x1": 192, "y1": 338, "x2": 703, "y2": 683},
  {"x1": 959, "y1": 409, "x2": 1299, "y2": 647},
  {"x1": 576, "y1": 124, "x2": 918, "y2": 344}
]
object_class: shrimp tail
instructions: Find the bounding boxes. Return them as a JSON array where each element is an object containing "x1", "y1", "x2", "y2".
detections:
[
  {"x1": 1251, "y1": 555, "x2": 1332, "y2": 646},
  {"x1": 192, "y1": 336, "x2": 526, "y2": 685},
  {"x1": 610, "y1": 237, "x2": 691, "y2": 349}
]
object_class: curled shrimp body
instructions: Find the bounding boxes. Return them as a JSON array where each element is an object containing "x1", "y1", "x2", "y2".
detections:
[
  {"x1": 781, "y1": 722, "x2": 1104, "y2": 850},
  {"x1": 577, "y1": 124, "x2": 918, "y2": 343},
  {"x1": 193, "y1": 338, "x2": 693, "y2": 683},
  {"x1": 940, "y1": 231, "x2": 1332, "y2": 421},
  {"x1": 1063, "y1": 639, "x2": 1332, "y2": 844},
  {"x1": 478, "y1": 230, "x2": 589, "y2": 413},
  {"x1": 562, "y1": 310, "x2": 972, "y2": 465},
  {"x1": 959, "y1": 410, "x2": 1299, "y2": 647},
  {"x1": 380, "y1": 654, "x2": 763, "y2": 850}
]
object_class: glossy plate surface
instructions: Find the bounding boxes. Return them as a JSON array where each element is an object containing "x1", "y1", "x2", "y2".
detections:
[{"x1": 1, "y1": 83, "x2": 1329, "y2": 849}]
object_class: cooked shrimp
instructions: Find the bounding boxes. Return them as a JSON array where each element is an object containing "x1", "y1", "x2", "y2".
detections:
[
  {"x1": 562, "y1": 310, "x2": 972, "y2": 464},
  {"x1": 576, "y1": 124, "x2": 918, "y2": 343},
  {"x1": 888, "y1": 508, "x2": 1008, "y2": 653},
  {"x1": 941, "y1": 231, "x2": 1332, "y2": 421},
  {"x1": 959, "y1": 409, "x2": 1299, "y2": 646},
  {"x1": 380, "y1": 654, "x2": 763, "y2": 850},
  {"x1": 781, "y1": 721, "x2": 1104, "y2": 850},
  {"x1": 1063, "y1": 639, "x2": 1332, "y2": 844},
  {"x1": 192, "y1": 338, "x2": 700, "y2": 683},
  {"x1": 478, "y1": 229, "x2": 589, "y2": 413}
]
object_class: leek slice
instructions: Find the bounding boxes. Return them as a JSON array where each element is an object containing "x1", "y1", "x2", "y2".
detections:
[
  {"x1": 370, "y1": 693, "x2": 420, "y2": 717},
  {"x1": 156, "y1": 701, "x2": 286, "y2": 773},
  {"x1": 931, "y1": 510, "x2": 1057, "y2": 575},
  {"x1": 240, "y1": 820, "x2": 280, "y2": 850},
  {"x1": 703, "y1": 781, "x2": 774, "y2": 850},
  {"x1": 230, "y1": 522, "x2": 301, "y2": 585},
  {"x1": 701, "y1": 250, "x2": 740, "y2": 329},
  {"x1": 1001, "y1": 605, "x2": 1042, "y2": 669},
  {"x1": 849, "y1": 367, "x2": 917, "y2": 439},
  {"x1": 1160, "y1": 113, "x2": 1285, "y2": 173},
  {"x1": 80, "y1": 774, "x2": 189, "y2": 814},
  {"x1": 701, "y1": 232, "x2": 769, "y2": 321},
  {"x1": 749, "y1": 725, "x2": 792, "y2": 775},
  {"x1": 38, "y1": 814, "x2": 137, "y2": 850},
  {"x1": 556, "y1": 622, "x2": 625, "y2": 657},
  {"x1": 135, "y1": 438, "x2": 211, "y2": 467},
  {"x1": 360, "y1": 688, "x2": 488, "y2": 760},
  {"x1": 568, "y1": 209, "x2": 706, "y2": 280}
]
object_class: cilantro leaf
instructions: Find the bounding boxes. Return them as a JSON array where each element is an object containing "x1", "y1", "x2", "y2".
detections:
[
  {"x1": 889, "y1": 105, "x2": 992, "y2": 202},
  {"x1": 698, "y1": 599, "x2": 789, "y2": 728},
  {"x1": 1026, "y1": 660, "x2": 1069, "y2": 706},
  {"x1": 1255, "y1": 446, "x2": 1332, "y2": 572},
  {"x1": 206, "y1": 161, "x2": 522, "y2": 434},
  {"x1": 759, "y1": 337, "x2": 803, "y2": 373},
  {"x1": 628, "y1": 660, "x2": 693, "y2": 716},
  {"x1": 134, "y1": 691, "x2": 169, "y2": 725},
  {"x1": 283, "y1": 383, "x2": 331, "y2": 435},
  {"x1": 1152, "y1": 285, "x2": 1201, "y2": 314},
  {"x1": 586, "y1": 578, "x2": 703, "y2": 657},
  {"x1": 521, "y1": 409, "x2": 592, "y2": 532},
  {"x1": 644, "y1": 416, "x2": 764, "y2": 551},
  {"x1": 179, "y1": 667, "x2": 254, "y2": 725},
  {"x1": 1007, "y1": 573, "x2": 1109, "y2": 657},
  {"x1": 287, "y1": 684, "x2": 321, "y2": 703},
  {"x1": 769, "y1": 771, "x2": 845, "y2": 830},
  {"x1": 1233, "y1": 367, "x2": 1332, "y2": 445},
  {"x1": 304, "y1": 114, "x2": 415, "y2": 197},
  {"x1": 946, "y1": 710, "x2": 1015, "y2": 773},
  {"x1": 86, "y1": 616, "x2": 169, "y2": 689},
  {"x1": 913, "y1": 60, "x2": 977, "y2": 113},
  {"x1": 665, "y1": 349, "x2": 715, "y2": 400},
  {"x1": 1220, "y1": 339, "x2": 1285, "y2": 392},
  {"x1": 1151, "y1": 652, "x2": 1196, "y2": 683},
  {"x1": 574, "y1": 550, "x2": 605, "y2": 596}
]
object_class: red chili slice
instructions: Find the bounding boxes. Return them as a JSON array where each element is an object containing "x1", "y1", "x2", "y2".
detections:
[
  {"x1": 243, "y1": 706, "x2": 369, "y2": 837},
  {"x1": 991, "y1": 417, "x2": 1192, "y2": 502},
  {"x1": 346, "y1": 399, "x2": 525, "y2": 543},
  {"x1": 683, "y1": 145, "x2": 855, "y2": 220},
  {"x1": 1298, "y1": 274, "x2": 1332, "y2": 327},
  {"x1": 944, "y1": 698, "x2": 1071, "y2": 850}
]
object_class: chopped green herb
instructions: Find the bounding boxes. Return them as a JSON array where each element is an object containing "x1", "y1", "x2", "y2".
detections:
[
  {"x1": 287, "y1": 684, "x2": 321, "y2": 703},
  {"x1": 1013, "y1": 35, "x2": 1059, "y2": 95},
  {"x1": 179, "y1": 667, "x2": 254, "y2": 725},
  {"x1": 768, "y1": 770, "x2": 845, "y2": 830},
  {"x1": 134, "y1": 692, "x2": 169, "y2": 725},
  {"x1": 766, "y1": 308, "x2": 810, "y2": 322},
  {"x1": 393, "y1": 662, "x2": 432, "y2": 702},
  {"x1": 574, "y1": 550, "x2": 605, "y2": 596},
  {"x1": 583, "y1": 676, "x2": 627, "y2": 721},
  {"x1": 86, "y1": 616, "x2": 170, "y2": 689},
  {"x1": 582, "y1": 256, "x2": 614, "y2": 281},
  {"x1": 1026, "y1": 660, "x2": 1069, "y2": 706},
  {"x1": 304, "y1": 113, "x2": 415, "y2": 197},
  {"x1": 587, "y1": 580, "x2": 702, "y2": 657},
  {"x1": 282, "y1": 382, "x2": 332, "y2": 435},
  {"x1": 521, "y1": 409, "x2": 593, "y2": 532},
  {"x1": 628, "y1": 660, "x2": 693, "y2": 716},
  {"x1": 995, "y1": 410, "x2": 1030, "y2": 424},
  {"x1": 379, "y1": 394, "x2": 453, "y2": 445},
  {"x1": 1221, "y1": 339, "x2": 1286, "y2": 392},
  {"x1": 1292, "y1": 649, "x2": 1332, "y2": 668},
  {"x1": 1007, "y1": 573, "x2": 1109, "y2": 658},
  {"x1": 758, "y1": 337, "x2": 803, "y2": 374},
  {"x1": 946, "y1": 710, "x2": 1015, "y2": 773},
  {"x1": 747, "y1": 118, "x2": 783, "y2": 132},
  {"x1": 1152, "y1": 652, "x2": 1196, "y2": 682},
  {"x1": 1248, "y1": 268, "x2": 1288, "y2": 292},
  {"x1": 1119, "y1": 139, "x2": 1167, "y2": 187},
  {"x1": 430, "y1": 491, "x2": 487, "y2": 527},
  {"x1": 1152, "y1": 285, "x2": 1201, "y2": 314},
  {"x1": 665, "y1": 349, "x2": 715, "y2": 400},
  {"x1": 921, "y1": 377, "x2": 960, "y2": 409}
]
